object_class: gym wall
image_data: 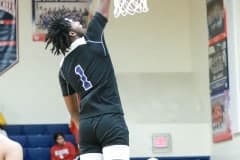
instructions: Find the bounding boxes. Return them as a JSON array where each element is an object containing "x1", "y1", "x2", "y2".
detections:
[{"x1": 0, "y1": 0, "x2": 211, "y2": 157}]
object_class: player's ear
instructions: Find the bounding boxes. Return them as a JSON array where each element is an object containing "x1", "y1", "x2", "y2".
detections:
[{"x1": 69, "y1": 31, "x2": 77, "y2": 37}]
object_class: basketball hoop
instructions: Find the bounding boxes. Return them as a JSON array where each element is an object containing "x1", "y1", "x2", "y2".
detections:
[{"x1": 113, "y1": 0, "x2": 149, "y2": 18}]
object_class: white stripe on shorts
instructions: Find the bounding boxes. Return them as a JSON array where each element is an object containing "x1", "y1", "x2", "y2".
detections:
[
  {"x1": 103, "y1": 145, "x2": 130, "y2": 160},
  {"x1": 80, "y1": 153, "x2": 103, "y2": 160}
]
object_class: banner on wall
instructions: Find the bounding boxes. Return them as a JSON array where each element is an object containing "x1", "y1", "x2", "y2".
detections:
[
  {"x1": 206, "y1": 0, "x2": 232, "y2": 142},
  {"x1": 207, "y1": 0, "x2": 226, "y2": 45},
  {"x1": 211, "y1": 91, "x2": 232, "y2": 142},
  {"x1": 32, "y1": 0, "x2": 90, "y2": 41},
  {"x1": 0, "y1": 0, "x2": 18, "y2": 75},
  {"x1": 209, "y1": 39, "x2": 229, "y2": 95}
]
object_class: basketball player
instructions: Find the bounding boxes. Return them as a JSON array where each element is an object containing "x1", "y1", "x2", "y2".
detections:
[
  {"x1": 45, "y1": 0, "x2": 129, "y2": 160},
  {"x1": 0, "y1": 135, "x2": 23, "y2": 160}
]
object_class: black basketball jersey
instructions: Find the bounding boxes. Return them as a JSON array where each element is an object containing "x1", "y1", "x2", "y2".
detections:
[{"x1": 59, "y1": 13, "x2": 124, "y2": 119}]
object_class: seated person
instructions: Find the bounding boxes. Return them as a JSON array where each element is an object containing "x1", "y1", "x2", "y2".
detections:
[
  {"x1": 50, "y1": 132, "x2": 76, "y2": 160},
  {"x1": 0, "y1": 134, "x2": 23, "y2": 160}
]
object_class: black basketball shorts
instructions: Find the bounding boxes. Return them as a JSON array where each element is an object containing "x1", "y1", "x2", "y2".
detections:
[{"x1": 80, "y1": 113, "x2": 129, "y2": 154}]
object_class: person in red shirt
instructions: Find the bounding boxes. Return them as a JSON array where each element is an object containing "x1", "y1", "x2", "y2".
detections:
[{"x1": 50, "y1": 132, "x2": 76, "y2": 160}]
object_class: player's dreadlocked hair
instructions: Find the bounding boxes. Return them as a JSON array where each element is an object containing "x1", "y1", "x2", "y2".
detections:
[{"x1": 45, "y1": 12, "x2": 72, "y2": 56}]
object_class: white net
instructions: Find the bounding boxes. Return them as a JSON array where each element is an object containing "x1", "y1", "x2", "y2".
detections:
[{"x1": 113, "y1": 0, "x2": 149, "y2": 18}]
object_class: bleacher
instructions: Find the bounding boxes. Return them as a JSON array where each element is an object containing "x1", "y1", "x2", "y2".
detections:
[
  {"x1": 5, "y1": 124, "x2": 75, "y2": 160},
  {"x1": 5, "y1": 124, "x2": 210, "y2": 160}
]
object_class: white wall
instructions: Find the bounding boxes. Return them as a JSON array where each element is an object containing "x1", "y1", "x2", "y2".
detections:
[
  {"x1": 190, "y1": 0, "x2": 211, "y2": 122},
  {"x1": 189, "y1": 0, "x2": 212, "y2": 155},
  {"x1": 212, "y1": 136, "x2": 240, "y2": 160},
  {"x1": 189, "y1": 0, "x2": 212, "y2": 156},
  {"x1": 119, "y1": 73, "x2": 207, "y2": 123},
  {"x1": 0, "y1": 0, "x2": 212, "y2": 157},
  {"x1": 118, "y1": 73, "x2": 211, "y2": 156},
  {"x1": 106, "y1": 0, "x2": 192, "y2": 73},
  {"x1": 129, "y1": 123, "x2": 210, "y2": 157}
]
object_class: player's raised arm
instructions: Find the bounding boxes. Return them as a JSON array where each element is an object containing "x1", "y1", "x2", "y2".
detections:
[{"x1": 97, "y1": 0, "x2": 111, "y2": 19}]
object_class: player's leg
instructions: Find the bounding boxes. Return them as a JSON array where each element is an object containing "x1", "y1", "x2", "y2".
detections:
[
  {"x1": 0, "y1": 135, "x2": 23, "y2": 160},
  {"x1": 95, "y1": 114, "x2": 130, "y2": 160}
]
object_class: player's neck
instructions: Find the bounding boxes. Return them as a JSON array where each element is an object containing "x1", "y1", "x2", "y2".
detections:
[{"x1": 71, "y1": 36, "x2": 79, "y2": 43}]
